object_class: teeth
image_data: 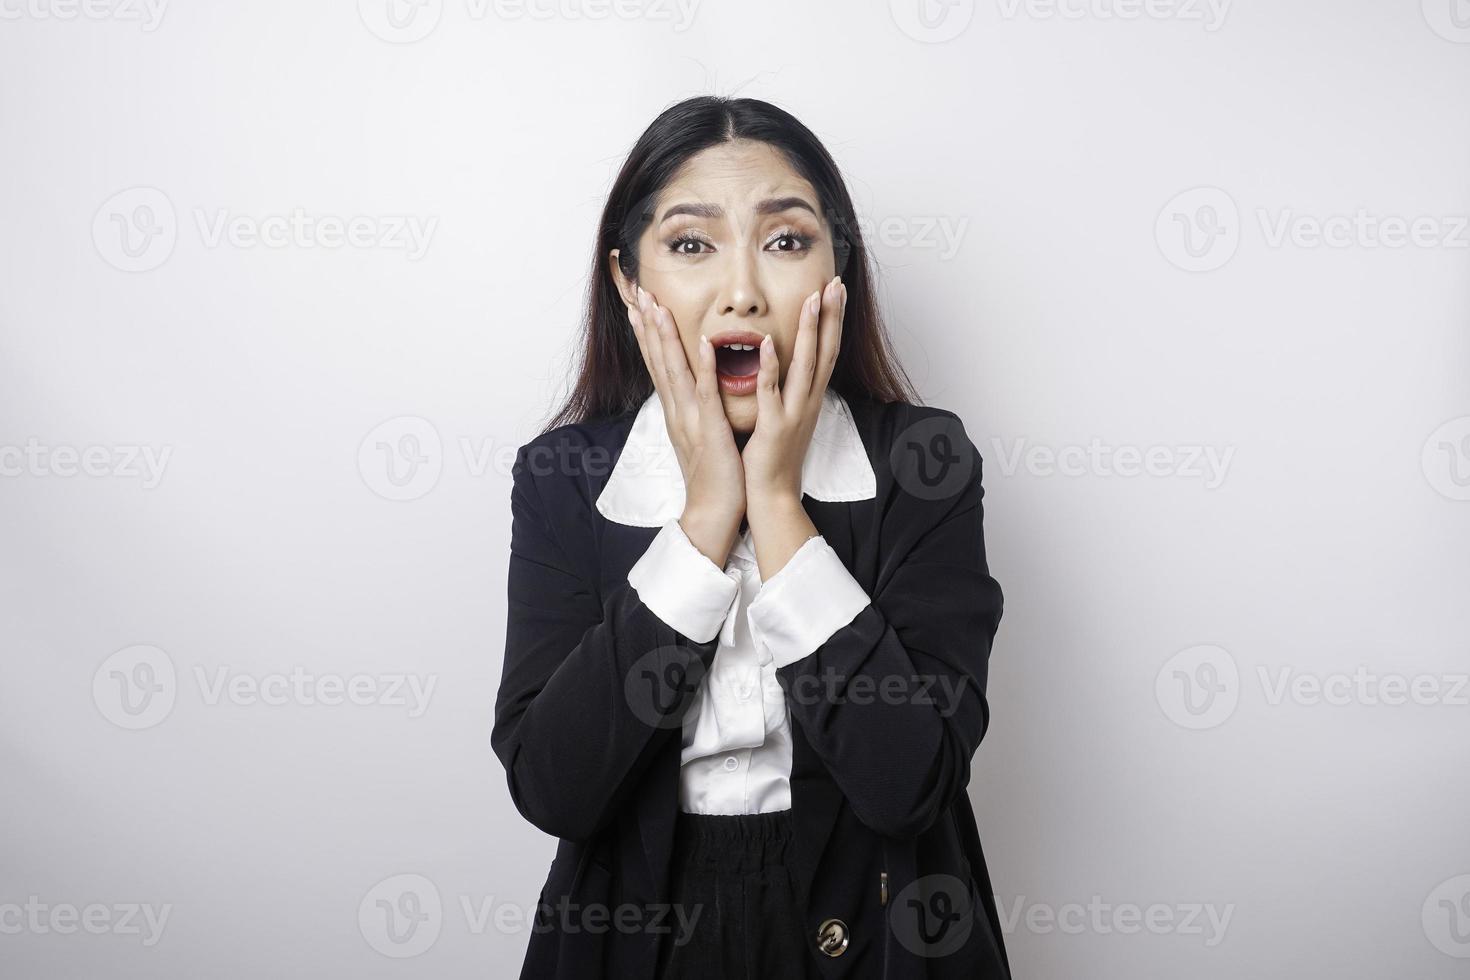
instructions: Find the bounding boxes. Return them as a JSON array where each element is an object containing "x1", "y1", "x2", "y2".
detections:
[{"x1": 720, "y1": 343, "x2": 756, "y2": 350}]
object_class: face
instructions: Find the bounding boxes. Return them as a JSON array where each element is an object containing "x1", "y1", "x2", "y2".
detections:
[{"x1": 611, "y1": 140, "x2": 840, "y2": 434}]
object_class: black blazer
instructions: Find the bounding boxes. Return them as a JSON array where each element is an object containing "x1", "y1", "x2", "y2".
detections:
[{"x1": 493, "y1": 392, "x2": 1010, "y2": 979}]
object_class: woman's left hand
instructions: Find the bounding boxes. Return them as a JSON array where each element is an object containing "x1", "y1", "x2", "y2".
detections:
[{"x1": 742, "y1": 274, "x2": 846, "y2": 524}]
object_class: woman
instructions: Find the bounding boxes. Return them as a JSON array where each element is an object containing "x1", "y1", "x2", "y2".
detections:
[{"x1": 493, "y1": 95, "x2": 1010, "y2": 979}]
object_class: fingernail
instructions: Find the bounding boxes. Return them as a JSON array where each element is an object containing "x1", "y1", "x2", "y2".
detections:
[
  {"x1": 700, "y1": 333, "x2": 709, "y2": 348},
  {"x1": 808, "y1": 291, "x2": 820, "y2": 315},
  {"x1": 762, "y1": 334, "x2": 772, "y2": 350}
]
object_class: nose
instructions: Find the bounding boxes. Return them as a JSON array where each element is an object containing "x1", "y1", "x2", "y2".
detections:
[{"x1": 715, "y1": 241, "x2": 768, "y2": 319}]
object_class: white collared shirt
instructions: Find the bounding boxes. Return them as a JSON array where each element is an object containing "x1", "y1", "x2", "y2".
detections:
[{"x1": 596, "y1": 389, "x2": 877, "y2": 815}]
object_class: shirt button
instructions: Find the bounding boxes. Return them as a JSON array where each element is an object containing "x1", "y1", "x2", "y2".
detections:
[{"x1": 723, "y1": 756, "x2": 739, "y2": 772}]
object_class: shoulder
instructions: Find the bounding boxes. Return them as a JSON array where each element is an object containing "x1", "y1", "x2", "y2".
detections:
[
  {"x1": 507, "y1": 412, "x2": 639, "y2": 570},
  {"x1": 841, "y1": 392, "x2": 980, "y2": 458},
  {"x1": 512, "y1": 411, "x2": 635, "y2": 487},
  {"x1": 841, "y1": 393, "x2": 989, "y2": 515}
]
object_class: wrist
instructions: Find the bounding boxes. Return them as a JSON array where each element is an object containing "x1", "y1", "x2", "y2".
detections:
[
  {"x1": 678, "y1": 505, "x2": 740, "y2": 566},
  {"x1": 745, "y1": 491, "x2": 804, "y2": 526},
  {"x1": 745, "y1": 494, "x2": 816, "y2": 581}
]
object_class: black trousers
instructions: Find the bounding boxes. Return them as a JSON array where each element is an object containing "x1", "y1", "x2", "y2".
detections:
[{"x1": 654, "y1": 808, "x2": 814, "y2": 980}]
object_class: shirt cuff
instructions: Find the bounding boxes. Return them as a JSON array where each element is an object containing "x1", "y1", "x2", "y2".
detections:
[
  {"x1": 747, "y1": 534, "x2": 870, "y2": 669},
  {"x1": 627, "y1": 518, "x2": 740, "y2": 644}
]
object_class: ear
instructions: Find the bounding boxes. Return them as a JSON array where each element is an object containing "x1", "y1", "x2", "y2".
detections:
[{"x1": 608, "y1": 249, "x2": 638, "y2": 312}]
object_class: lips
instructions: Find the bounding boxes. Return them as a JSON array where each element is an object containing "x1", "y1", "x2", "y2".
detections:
[
  {"x1": 710, "y1": 330, "x2": 765, "y2": 376},
  {"x1": 708, "y1": 330, "x2": 767, "y2": 395}
]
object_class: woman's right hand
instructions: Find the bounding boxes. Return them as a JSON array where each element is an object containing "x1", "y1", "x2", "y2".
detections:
[{"x1": 629, "y1": 285, "x2": 745, "y2": 566}]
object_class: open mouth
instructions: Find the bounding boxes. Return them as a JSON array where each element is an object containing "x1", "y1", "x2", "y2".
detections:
[
  {"x1": 713, "y1": 342, "x2": 761, "y2": 378},
  {"x1": 710, "y1": 333, "x2": 766, "y2": 395}
]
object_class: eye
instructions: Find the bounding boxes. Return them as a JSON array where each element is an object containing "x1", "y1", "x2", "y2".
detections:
[
  {"x1": 766, "y1": 229, "x2": 814, "y2": 254},
  {"x1": 665, "y1": 230, "x2": 712, "y2": 255}
]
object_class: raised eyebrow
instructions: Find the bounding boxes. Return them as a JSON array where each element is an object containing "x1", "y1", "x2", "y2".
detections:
[{"x1": 657, "y1": 196, "x2": 819, "y2": 225}]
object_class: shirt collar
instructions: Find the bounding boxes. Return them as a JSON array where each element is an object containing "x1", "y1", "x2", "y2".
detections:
[{"x1": 595, "y1": 387, "x2": 877, "y2": 530}]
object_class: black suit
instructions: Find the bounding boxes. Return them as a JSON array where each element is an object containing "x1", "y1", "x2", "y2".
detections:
[{"x1": 493, "y1": 392, "x2": 1010, "y2": 979}]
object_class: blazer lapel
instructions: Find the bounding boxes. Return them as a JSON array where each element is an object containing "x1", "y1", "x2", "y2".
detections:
[
  {"x1": 783, "y1": 496, "x2": 856, "y2": 907},
  {"x1": 601, "y1": 522, "x2": 684, "y2": 907}
]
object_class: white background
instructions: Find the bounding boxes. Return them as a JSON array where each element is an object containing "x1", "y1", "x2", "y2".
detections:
[{"x1": 3, "y1": 1, "x2": 1469, "y2": 977}]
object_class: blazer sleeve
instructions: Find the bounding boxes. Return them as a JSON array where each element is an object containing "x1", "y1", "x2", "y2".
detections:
[
  {"x1": 491, "y1": 439, "x2": 722, "y2": 843},
  {"x1": 768, "y1": 413, "x2": 1004, "y2": 839}
]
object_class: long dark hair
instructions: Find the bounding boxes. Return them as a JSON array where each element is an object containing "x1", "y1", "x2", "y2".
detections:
[{"x1": 542, "y1": 95, "x2": 919, "y2": 433}]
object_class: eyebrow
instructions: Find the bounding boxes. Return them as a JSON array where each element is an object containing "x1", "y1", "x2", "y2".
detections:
[{"x1": 657, "y1": 196, "x2": 818, "y2": 225}]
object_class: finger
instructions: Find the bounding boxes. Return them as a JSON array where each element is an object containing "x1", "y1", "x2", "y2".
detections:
[
  {"x1": 782, "y1": 285, "x2": 822, "y2": 411},
  {"x1": 813, "y1": 277, "x2": 845, "y2": 398},
  {"x1": 650, "y1": 296, "x2": 698, "y2": 418},
  {"x1": 692, "y1": 333, "x2": 732, "y2": 480},
  {"x1": 628, "y1": 301, "x2": 656, "y2": 384},
  {"x1": 639, "y1": 287, "x2": 677, "y2": 428},
  {"x1": 754, "y1": 332, "x2": 782, "y2": 433},
  {"x1": 694, "y1": 332, "x2": 727, "y2": 431}
]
